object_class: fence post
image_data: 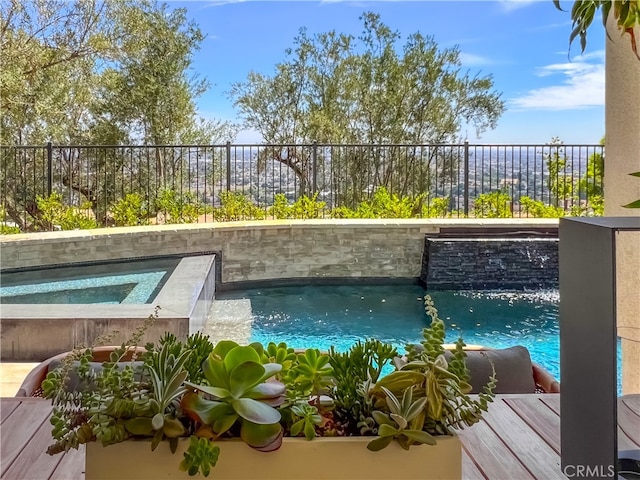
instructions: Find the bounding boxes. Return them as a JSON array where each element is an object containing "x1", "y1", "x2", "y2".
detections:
[
  {"x1": 46, "y1": 142, "x2": 53, "y2": 197},
  {"x1": 463, "y1": 141, "x2": 470, "y2": 216},
  {"x1": 225, "y1": 141, "x2": 231, "y2": 191},
  {"x1": 312, "y1": 142, "x2": 318, "y2": 194}
]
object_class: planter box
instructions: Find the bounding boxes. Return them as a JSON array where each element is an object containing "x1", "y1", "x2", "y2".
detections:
[{"x1": 86, "y1": 435, "x2": 462, "y2": 480}]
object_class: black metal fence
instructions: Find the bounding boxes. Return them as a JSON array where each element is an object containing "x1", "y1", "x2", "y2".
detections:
[{"x1": 0, "y1": 142, "x2": 605, "y2": 230}]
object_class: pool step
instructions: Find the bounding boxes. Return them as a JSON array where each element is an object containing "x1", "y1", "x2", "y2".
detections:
[{"x1": 204, "y1": 299, "x2": 253, "y2": 345}]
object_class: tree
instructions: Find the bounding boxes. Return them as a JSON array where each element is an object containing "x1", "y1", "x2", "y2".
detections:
[
  {"x1": 0, "y1": 0, "x2": 235, "y2": 229},
  {"x1": 230, "y1": 12, "x2": 504, "y2": 204}
]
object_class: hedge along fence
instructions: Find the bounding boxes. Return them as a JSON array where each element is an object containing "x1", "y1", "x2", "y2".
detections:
[{"x1": 0, "y1": 142, "x2": 604, "y2": 232}]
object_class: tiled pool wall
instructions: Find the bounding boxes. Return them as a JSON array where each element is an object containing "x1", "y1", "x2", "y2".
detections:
[
  {"x1": 422, "y1": 237, "x2": 558, "y2": 290},
  {"x1": 0, "y1": 219, "x2": 558, "y2": 360}
]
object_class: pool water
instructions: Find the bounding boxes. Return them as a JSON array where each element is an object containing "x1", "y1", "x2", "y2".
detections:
[
  {"x1": 217, "y1": 284, "x2": 623, "y2": 392},
  {"x1": 0, "y1": 257, "x2": 178, "y2": 304},
  {"x1": 0, "y1": 272, "x2": 166, "y2": 304}
]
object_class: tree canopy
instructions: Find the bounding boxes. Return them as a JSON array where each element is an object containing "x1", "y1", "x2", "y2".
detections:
[
  {"x1": 231, "y1": 12, "x2": 504, "y2": 146},
  {"x1": 0, "y1": 0, "x2": 235, "y2": 146},
  {"x1": 229, "y1": 12, "x2": 504, "y2": 201},
  {"x1": 0, "y1": 0, "x2": 235, "y2": 229}
]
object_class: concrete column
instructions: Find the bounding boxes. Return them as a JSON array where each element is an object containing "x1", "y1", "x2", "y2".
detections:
[
  {"x1": 605, "y1": 15, "x2": 640, "y2": 394},
  {"x1": 604, "y1": 16, "x2": 640, "y2": 216}
]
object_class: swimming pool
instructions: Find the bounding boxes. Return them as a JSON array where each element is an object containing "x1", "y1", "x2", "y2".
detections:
[
  {"x1": 213, "y1": 284, "x2": 623, "y2": 392},
  {"x1": 0, "y1": 254, "x2": 217, "y2": 361},
  {"x1": 0, "y1": 257, "x2": 177, "y2": 304}
]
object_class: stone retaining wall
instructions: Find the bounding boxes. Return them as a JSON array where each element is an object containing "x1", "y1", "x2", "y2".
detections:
[{"x1": 0, "y1": 219, "x2": 559, "y2": 286}]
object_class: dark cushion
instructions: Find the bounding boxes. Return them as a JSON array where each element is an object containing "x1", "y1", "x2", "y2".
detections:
[{"x1": 447, "y1": 346, "x2": 536, "y2": 394}]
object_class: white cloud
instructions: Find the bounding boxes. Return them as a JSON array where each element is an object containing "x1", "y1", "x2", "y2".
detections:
[
  {"x1": 202, "y1": 0, "x2": 247, "y2": 8},
  {"x1": 499, "y1": 0, "x2": 537, "y2": 12},
  {"x1": 509, "y1": 56, "x2": 604, "y2": 110},
  {"x1": 459, "y1": 52, "x2": 494, "y2": 67}
]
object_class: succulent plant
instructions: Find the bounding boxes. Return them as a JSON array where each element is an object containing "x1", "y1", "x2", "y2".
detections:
[
  {"x1": 181, "y1": 341, "x2": 286, "y2": 454},
  {"x1": 44, "y1": 296, "x2": 497, "y2": 477},
  {"x1": 367, "y1": 386, "x2": 435, "y2": 451}
]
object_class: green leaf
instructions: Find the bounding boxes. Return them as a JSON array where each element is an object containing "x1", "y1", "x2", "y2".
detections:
[
  {"x1": 152, "y1": 412, "x2": 164, "y2": 431},
  {"x1": 290, "y1": 419, "x2": 304, "y2": 437},
  {"x1": 367, "y1": 435, "x2": 394, "y2": 451},
  {"x1": 163, "y1": 370, "x2": 188, "y2": 400},
  {"x1": 124, "y1": 417, "x2": 154, "y2": 436},
  {"x1": 232, "y1": 398, "x2": 281, "y2": 424},
  {"x1": 377, "y1": 423, "x2": 399, "y2": 437},
  {"x1": 202, "y1": 355, "x2": 229, "y2": 389},
  {"x1": 229, "y1": 361, "x2": 265, "y2": 397},
  {"x1": 372, "y1": 410, "x2": 392, "y2": 426},
  {"x1": 623, "y1": 200, "x2": 640, "y2": 208},
  {"x1": 162, "y1": 417, "x2": 186, "y2": 438},
  {"x1": 213, "y1": 413, "x2": 238, "y2": 435},
  {"x1": 402, "y1": 429, "x2": 437, "y2": 445},
  {"x1": 303, "y1": 420, "x2": 316, "y2": 440},
  {"x1": 259, "y1": 363, "x2": 282, "y2": 382},
  {"x1": 181, "y1": 392, "x2": 230, "y2": 425},
  {"x1": 405, "y1": 396, "x2": 427, "y2": 422},
  {"x1": 184, "y1": 382, "x2": 230, "y2": 399},
  {"x1": 239, "y1": 421, "x2": 282, "y2": 450},
  {"x1": 223, "y1": 346, "x2": 262, "y2": 372},
  {"x1": 246, "y1": 381, "x2": 285, "y2": 399},
  {"x1": 390, "y1": 413, "x2": 407, "y2": 430}
]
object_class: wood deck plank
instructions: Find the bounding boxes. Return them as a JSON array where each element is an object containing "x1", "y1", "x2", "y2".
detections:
[
  {"x1": 504, "y1": 396, "x2": 561, "y2": 454},
  {"x1": 481, "y1": 397, "x2": 567, "y2": 479},
  {"x1": 1, "y1": 394, "x2": 639, "y2": 480},
  {"x1": 0, "y1": 400, "x2": 52, "y2": 476},
  {"x1": 462, "y1": 448, "x2": 487, "y2": 480},
  {"x1": 2, "y1": 419, "x2": 64, "y2": 480},
  {"x1": 49, "y1": 445, "x2": 85, "y2": 480},
  {"x1": 0, "y1": 399, "x2": 21, "y2": 426},
  {"x1": 618, "y1": 430, "x2": 640, "y2": 451},
  {"x1": 617, "y1": 399, "x2": 640, "y2": 448},
  {"x1": 622, "y1": 394, "x2": 640, "y2": 413},
  {"x1": 539, "y1": 394, "x2": 560, "y2": 415},
  {"x1": 456, "y1": 418, "x2": 535, "y2": 480}
]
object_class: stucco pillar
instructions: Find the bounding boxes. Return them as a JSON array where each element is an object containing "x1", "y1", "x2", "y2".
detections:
[
  {"x1": 605, "y1": 17, "x2": 640, "y2": 214},
  {"x1": 605, "y1": 15, "x2": 640, "y2": 394}
]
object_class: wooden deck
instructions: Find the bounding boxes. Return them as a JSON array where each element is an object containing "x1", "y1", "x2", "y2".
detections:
[{"x1": 1, "y1": 394, "x2": 639, "y2": 479}]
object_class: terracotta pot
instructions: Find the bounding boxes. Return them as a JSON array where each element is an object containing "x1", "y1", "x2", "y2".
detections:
[{"x1": 86, "y1": 434, "x2": 462, "y2": 480}]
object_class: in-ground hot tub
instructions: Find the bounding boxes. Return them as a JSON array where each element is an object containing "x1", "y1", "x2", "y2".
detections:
[{"x1": 0, "y1": 254, "x2": 216, "y2": 361}]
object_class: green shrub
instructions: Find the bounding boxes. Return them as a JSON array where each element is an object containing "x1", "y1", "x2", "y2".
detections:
[
  {"x1": 331, "y1": 187, "x2": 422, "y2": 219},
  {"x1": 36, "y1": 193, "x2": 98, "y2": 230},
  {"x1": 570, "y1": 195, "x2": 605, "y2": 217},
  {"x1": 155, "y1": 189, "x2": 203, "y2": 224},
  {"x1": 268, "y1": 193, "x2": 325, "y2": 219},
  {"x1": 269, "y1": 193, "x2": 291, "y2": 219},
  {"x1": 473, "y1": 190, "x2": 511, "y2": 218},
  {"x1": 589, "y1": 195, "x2": 605, "y2": 216},
  {"x1": 110, "y1": 193, "x2": 150, "y2": 226},
  {"x1": 519, "y1": 196, "x2": 565, "y2": 218},
  {"x1": 0, "y1": 224, "x2": 21, "y2": 234},
  {"x1": 290, "y1": 193, "x2": 326, "y2": 219},
  {"x1": 422, "y1": 197, "x2": 452, "y2": 218},
  {"x1": 213, "y1": 191, "x2": 265, "y2": 221}
]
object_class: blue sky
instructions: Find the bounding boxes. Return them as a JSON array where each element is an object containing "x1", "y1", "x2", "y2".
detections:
[{"x1": 170, "y1": 0, "x2": 606, "y2": 144}]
